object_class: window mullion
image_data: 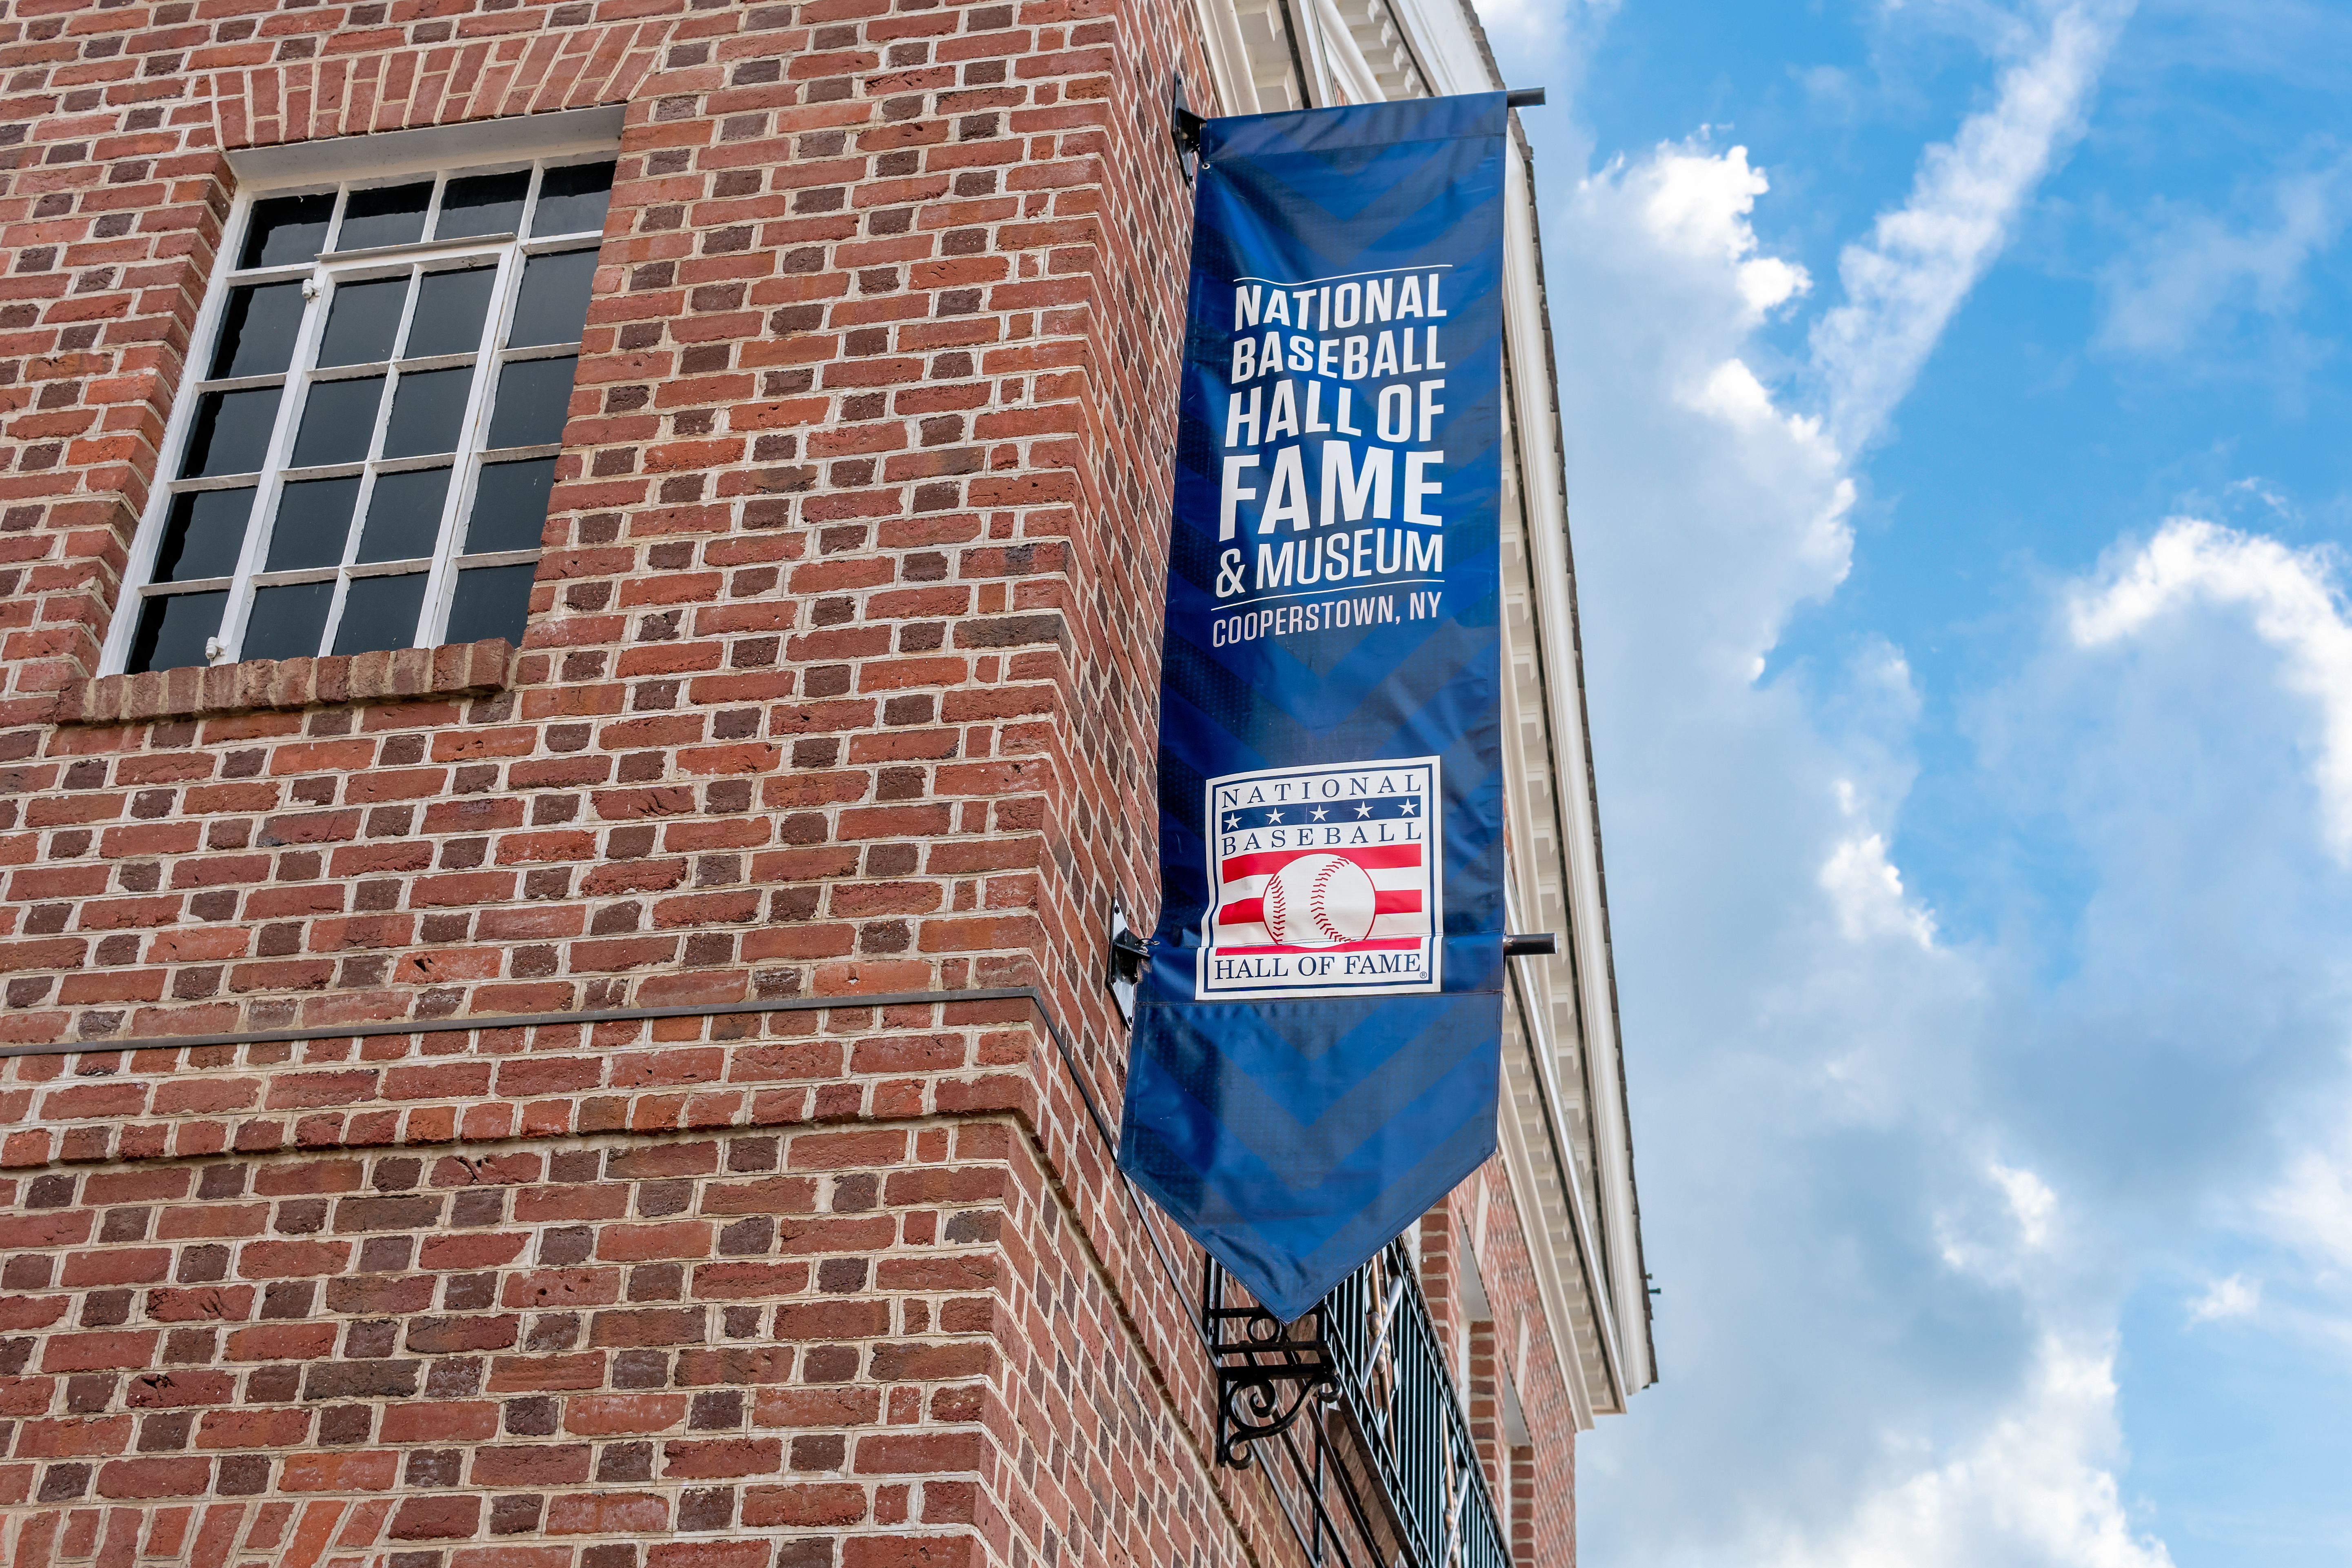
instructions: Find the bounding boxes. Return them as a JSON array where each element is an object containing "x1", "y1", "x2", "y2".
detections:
[
  {"x1": 384, "y1": 260, "x2": 427, "y2": 362},
  {"x1": 189, "y1": 371, "x2": 291, "y2": 395},
  {"x1": 522, "y1": 161, "x2": 548, "y2": 237},
  {"x1": 218, "y1": 261, "x2": 337, "y2": 665},
  {"x1": 102, "y1": 187, "x2": 261, "y2": 676},
  {"x1": 315, "y1": 574, "x2": 358, "y2": 665},
  {"x1": 316, "y1": 284, "x2": 417, "y2": 661},
  {"x1": 320, "y1": 181, "x2": 350, "y2": 256},
  {"x1": 424, "y1": 237, "x2": 529, "y2": 649},
  {"x1": 333, "y1": 258, "x2": 426, "y2": 586}
]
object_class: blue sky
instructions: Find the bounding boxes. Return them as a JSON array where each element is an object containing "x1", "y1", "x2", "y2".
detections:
[{"x1": 1483, "y1": 1, "x2": 2352, "y2": 1561}]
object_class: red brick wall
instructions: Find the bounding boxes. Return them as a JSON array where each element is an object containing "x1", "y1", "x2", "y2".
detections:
[
  {"x1": 1428, "y1": 1167, "x2": 1579, "y2": 1564},
  {"x1": 0, "y1": 0, "x2": 1193, "y2": 1039},
  {"x1": 0, "y1": 0, "x2": 1589, "y2": 1557},
  {"x1": 0, "y1": 1107, "x2": 1254, "y2": 1568}
]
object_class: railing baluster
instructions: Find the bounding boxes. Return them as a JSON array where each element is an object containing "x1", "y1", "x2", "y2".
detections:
[{"x1": 1206, "y1": 1234, "x2": 1508, "y2": 1568}]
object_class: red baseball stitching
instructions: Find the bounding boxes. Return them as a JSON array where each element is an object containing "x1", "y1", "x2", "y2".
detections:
[
  {"x1": 1310, "y1": 859, "x2": 1349, "y2": 944},
  {"x1": 1264, "y1": 871, "x2": 1291, "y2": 944}
]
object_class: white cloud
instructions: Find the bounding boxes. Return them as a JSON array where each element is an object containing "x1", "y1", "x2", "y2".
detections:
[
  {"x1": 1810, "y1": 0, "x2": 2135, "y2": 452},
  {"x1": 1936, "y1": 1161, "x2": 2061, "y2": 1283},
  {"x1": 1994, "y1": 1162, "x2": 2061, "y2": 1250},
  {"x1": 2101, "y1": 155, "x2": 2352, "y2": 356},
  {"x1": 2069, "y1": 517, "x2": 2352, "y2": 859},
  {"x1": 2226, "y1": 474, "x2": 2298, "y2": 522},
  {"x1": 1763, "y1": 1339, "x2": 2174, "y2": 1568},
  {"x1": 2188, "y1": 1274, "x2": 2261, "y2": 1323},
  {"x1": 1797, "y1": 62, "x2": 1860, "y2": 118},
  {"x1": 2263, "y1": 1118, "x2": 2352, "y2": 1273},
  {"x1": 1561, "y1": 143, "x2": 1855, "y2": 679},
  {"x1": 1637, "y1": 143, "x2": 1815, "y2": 314},
  {"x1": 1821, "y1": 828, "x2": 1939, "y2": 948},
  {"x1": 2246, "y1": 1103, "x2": 2352, "y2": 1355},
  {"x1": 1819, "y1": 748, "x2": 1939, "y2": 949}
]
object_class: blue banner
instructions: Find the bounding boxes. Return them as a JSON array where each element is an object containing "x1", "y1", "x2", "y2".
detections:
[{"x1": 1119, "y1": 93, "x2": 1510, "y2": 1321}]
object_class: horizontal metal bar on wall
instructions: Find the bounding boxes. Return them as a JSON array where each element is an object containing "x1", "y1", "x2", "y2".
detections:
[
  {"x1": 0, "y1": 986, "x2": 1046, "y2": 1061},
  {"x1": 0, "y1": 978, "x2": 1189, "y2": 1291},
  {"x1": 0, "y1": 980, "x2": 1200, "y2": 1336}
]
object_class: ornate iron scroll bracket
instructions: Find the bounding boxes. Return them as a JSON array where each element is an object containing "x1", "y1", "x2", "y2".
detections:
[{"x1": 1204, "y1": 1255, "x2": 1338, "y2": 1468}]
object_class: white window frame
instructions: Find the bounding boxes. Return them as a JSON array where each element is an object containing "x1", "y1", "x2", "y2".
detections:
[{"x1": 102, "y1": 110, "x2": 622, "y2": 676}]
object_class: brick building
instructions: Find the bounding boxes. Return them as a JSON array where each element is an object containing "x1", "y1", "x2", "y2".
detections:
[{"x1": 0, "y1": 0, "x2": 1651, "y2": 1561}]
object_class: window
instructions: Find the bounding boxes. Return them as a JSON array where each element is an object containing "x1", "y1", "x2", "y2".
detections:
[{"x1": 111, "y1": 155, "x2": 615, "y2": 675}]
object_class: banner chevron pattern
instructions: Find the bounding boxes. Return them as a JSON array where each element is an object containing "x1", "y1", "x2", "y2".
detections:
[{"x1": 1119, "y1": 93, "x2": 1510, "y2": 1322}]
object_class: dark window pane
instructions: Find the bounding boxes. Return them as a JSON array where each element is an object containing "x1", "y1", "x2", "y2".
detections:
[
  {"x1": 438, "y1": 170, "x2": 529, "y2": 238},
  {"x1": 318, "y1": 276, "x2": 408, "y2": 367},
  {"x1": 335, "y1": 180, "x2": 433, "y2": 252},
  {"x1": 507, "y1": 249, "x2": 597, "y2": 348},
  {"x1": 405, "y1": 267, "x2": 496, "y2": 359},
  {"x1": 267, "y1": 475, "x2": 362, "y2": 571},
  {"x1": 126, "y1": 590, "x2": 228, "y2": 675},
  {"x1": 154, "y1": 488, "x2": 256, "y2": 583},
  {"x1": 291, "y1": 376, "x2": 385, "y2": 467},
  {"x1": 446, "y1": 562, "x2": 537, "y2": 646},
  {"x1": 242, "y1": 580, "x2": 335, "y2": 663},
  {"x1": 357, "y1": 467, "x2": 451, "y2": 562},
  {"x1": 532, "y1": 162, "x2": 615, "y2": 238},
  {"x1": 333, "y1": 572, "x2": 427, "y2": 656},
  {"x1": 382, "y1": 367, "x2": 473, "y2": 459},
  {"x1": 487, "y1": 357, "x2": 577, "y2": 449},
  {"x1": 181, "y1": 387, "x2": 282, "y2": 478},
  {"x1": 465, "y1": 457, "x2": 557, "y2": 553},
  {"x1": 241, "y1": 192, "x2": 334, "y2": 269},
  {"x1": 209, "y1": 282, "x2": 306, "y2": 378}
]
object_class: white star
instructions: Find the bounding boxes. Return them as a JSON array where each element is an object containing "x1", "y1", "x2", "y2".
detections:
[
  {"x1": 1399, "y1": 800, "x2": 1417, "y2": 815},
  {"x1": 1264, "y1": 809, "x2": 1283, "y2": 824},
  {"x1": 1355, "y1": 804, "x2": 1373, "y2": 818},
  {"x1": 1310, "y1": 806, "x2": 1328, "y2": 821},
  {"x1": 1224, "y1": 814, "x2": 1240, "y2": 830}
]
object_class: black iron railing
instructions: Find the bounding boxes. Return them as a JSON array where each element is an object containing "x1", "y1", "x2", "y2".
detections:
[{"x1": 1203, "y1": 1240, "x2": 1510, "y2": 1568}]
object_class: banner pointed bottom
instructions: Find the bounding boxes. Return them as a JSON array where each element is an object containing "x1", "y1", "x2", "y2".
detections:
[{"x1": 1121, "y1": 1078, "x2": 1498, "y2": 1321}]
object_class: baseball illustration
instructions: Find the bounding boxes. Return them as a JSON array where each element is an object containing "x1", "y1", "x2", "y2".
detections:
[{"x1": 1262, "y1": 853, "x2": 1379, "y2": 947}]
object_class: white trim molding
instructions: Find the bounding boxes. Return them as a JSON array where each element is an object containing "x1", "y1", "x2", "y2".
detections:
[{"x1": 224, "y1": 105, "x2": 624, "y2": 187}]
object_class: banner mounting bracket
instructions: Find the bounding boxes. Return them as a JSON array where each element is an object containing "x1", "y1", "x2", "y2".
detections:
[
  {"x1": 1171, "y1": 72, "x2": 1204, "y2": 184},
  {"x1": 1108, "y1": 899, "x2": 1150, "y2": 1025}
]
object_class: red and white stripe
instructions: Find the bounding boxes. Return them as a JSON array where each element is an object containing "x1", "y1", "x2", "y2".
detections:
[{"x1": 1213, "y1": 844, "x2": 1427, "y2": 952}]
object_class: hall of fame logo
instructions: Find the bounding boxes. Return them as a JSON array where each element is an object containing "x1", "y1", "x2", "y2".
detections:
[{"x1": 1198, "y1": 757, "x2": 1442, "y2": 1001}]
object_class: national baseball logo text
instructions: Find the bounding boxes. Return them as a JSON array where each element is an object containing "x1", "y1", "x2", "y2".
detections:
[{"x1": 1198, "y1": 757, "x2": 1442, "y2": 1000}]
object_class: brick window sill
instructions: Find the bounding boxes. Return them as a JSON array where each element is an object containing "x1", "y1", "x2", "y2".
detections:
[{"x1": 52, "y1": 639, "x2": 516, "y2": 726}]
